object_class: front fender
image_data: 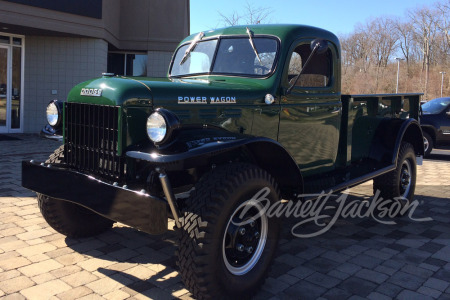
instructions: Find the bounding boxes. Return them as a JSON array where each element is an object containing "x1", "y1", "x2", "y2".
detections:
[{"x1": 126, "y1": 130, "x2": 304, "y2": 199}]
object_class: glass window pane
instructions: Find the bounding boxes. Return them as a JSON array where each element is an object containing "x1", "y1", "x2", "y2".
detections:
[
  {"x1": 0, "y1": 48, "x2": 7, "y2": 127},
  {"x1": 126, "y1": 54, "x2": 147, "y2": 76},
  {"x1": 107, "y1": 53, "x2": 125, "y2": 75},
  {"x1": 0, "y1": 35, "x2": 10, "y2": 44},
  {"x1": 171, "y1": 40, "x2": 218, "y2": 76},
  {"x1": 11, "y1": 47, "x2": 21, "y2": 129},
  {"x1": 13, "y1": 38, "x2": 22, "y2": 46}
]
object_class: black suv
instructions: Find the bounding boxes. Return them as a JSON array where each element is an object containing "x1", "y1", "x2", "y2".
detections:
[{"x1": 421, "y1": 97, "x2": 450, "y2": 156}]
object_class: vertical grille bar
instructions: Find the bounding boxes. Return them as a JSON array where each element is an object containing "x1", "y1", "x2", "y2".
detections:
[{"x1": 64, "y1": 102, "x2": 124, "y2": 181}]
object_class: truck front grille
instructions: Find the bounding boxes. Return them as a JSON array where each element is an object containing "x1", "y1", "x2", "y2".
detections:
[{"x1": 64, "y1": 102, "x2": 124, "y2": 181}]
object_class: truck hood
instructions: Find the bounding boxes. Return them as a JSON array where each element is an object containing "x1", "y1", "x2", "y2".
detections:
[{"x1": 67, "y1": 76, "x2": 275, "y2": 107}]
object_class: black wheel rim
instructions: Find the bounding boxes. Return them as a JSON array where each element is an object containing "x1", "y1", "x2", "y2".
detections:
[
  {"x1": 400, "y1": 159, "x2": 412, "y2": 198},
  {"x1": 222, "y1": 200, "x2": 268, "y2": 275}
]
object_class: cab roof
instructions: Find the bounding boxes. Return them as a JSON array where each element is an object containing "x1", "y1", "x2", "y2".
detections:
[{"x1": 180, "y1": 24, "x2": 340, "y2": 49}]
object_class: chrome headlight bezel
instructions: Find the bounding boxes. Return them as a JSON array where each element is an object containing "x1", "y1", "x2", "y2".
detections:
[
  {"x1": 146, "y1": 108, "x2": 180, "y2": 145},
  {"x1": 46, "y1": 100, "x2": 62, "y2": 127}
]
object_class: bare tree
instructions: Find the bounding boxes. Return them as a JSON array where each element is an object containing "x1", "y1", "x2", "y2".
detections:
[
  {"x1": 408, "y1": 5, "x2": 439, "y2": 99},
  {"x1": 218, "y1": 1, "x2": 273, "y2": 26},
  {"x1": 394, "y1": 20, "x2": 416, "y2": 74}
]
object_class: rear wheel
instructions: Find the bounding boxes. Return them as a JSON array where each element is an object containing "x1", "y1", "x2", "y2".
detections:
[
  {"x1": 177, "y1": 163, "x2": 281, "y2": 299},
  {"x1": 373, "y1": 142, "x2": 417, "y2": 216},
  {"x1": 37, "y1": 146, "x2": 114, "y2": 238}
]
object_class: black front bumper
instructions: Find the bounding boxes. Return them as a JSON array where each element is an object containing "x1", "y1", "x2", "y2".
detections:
[{"x1": 22, "y1": 160, "x2": 168, "y2": 235}]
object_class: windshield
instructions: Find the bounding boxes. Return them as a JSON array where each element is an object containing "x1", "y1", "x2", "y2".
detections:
[
  {"x1": 422, "y1": 98, "x2": 450, "y2": 114},
  {"x1": 170, "y1": 37, "x2": 278, "y2": 77}
]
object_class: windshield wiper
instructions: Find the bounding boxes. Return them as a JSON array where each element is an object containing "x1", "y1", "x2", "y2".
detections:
[
  {"x1": 180, "y1": 32, "x2": 204, "y2": 65},
  {"x1": 246, "y1": 27, "x2": 262, "y2": 65}
]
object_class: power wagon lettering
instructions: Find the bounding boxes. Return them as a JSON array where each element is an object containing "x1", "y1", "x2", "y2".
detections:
[{"x1": 178, "y1": 96, "x2": 237, "y2": 104}]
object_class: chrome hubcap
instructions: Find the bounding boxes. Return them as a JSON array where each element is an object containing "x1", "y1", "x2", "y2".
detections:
[{"x1": 222, "y1": 200, "x2": 268, "y2": 276}]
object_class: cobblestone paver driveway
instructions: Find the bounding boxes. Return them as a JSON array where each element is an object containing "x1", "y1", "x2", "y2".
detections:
[{"x1": 0, "y1": 135, "x2": 449, "y2": 299}]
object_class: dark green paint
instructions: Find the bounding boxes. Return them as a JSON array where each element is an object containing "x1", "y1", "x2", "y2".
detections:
[{"x1": 62, "y1": 25, "x2": 421, "y2": 182}]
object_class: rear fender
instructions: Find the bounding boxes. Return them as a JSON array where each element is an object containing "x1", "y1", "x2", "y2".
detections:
[{"x1": 369, "y1": 118, "x2": 424, "y2": 164}]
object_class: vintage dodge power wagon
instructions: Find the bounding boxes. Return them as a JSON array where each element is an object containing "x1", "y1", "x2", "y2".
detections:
[{"x1": 23, "y1": 25, "x2": 424, "y2": 299}]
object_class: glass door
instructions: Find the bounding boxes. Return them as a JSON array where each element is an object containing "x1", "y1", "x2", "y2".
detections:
[
  {"x1": 0, "y1": 34, "x2": 23, "y2": 133},
  {"x1": 0, "y1": 45, "x2": 9, "y2": 132}
]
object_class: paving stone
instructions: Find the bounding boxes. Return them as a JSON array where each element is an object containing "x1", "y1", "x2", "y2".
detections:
[
  {"x1": 355, "y1": 269, "x2": 389, "y2": 284},
  {"x1": 321, "y1": 251, "x2": 350, "y2": 263},
  {"x1": 374, "y1": 265, "x2": 397, "y2": 276},
  {"x1": 349, "y1": 254, "x2": 383, "y2": 269},
  {"x1": 55, "y1": 286, "x2": 94, "y2": 300},
  {"x1": 418, "y1": 286, "x2": 442, "y2": 299},
  {"x1": 0, "y1": 276, "x2": 35, "y2": 294},
  {"x1": 18, "y1": 259, "x2": 63, "y2": 277},
  {"x1": 388, "y1": 271, "x2": 426, "y2": 290},
  {"x1": 328, "y1": 270, "x2": 350, "y2": 280},
  {"x1": 103, "y1": 289, "x2": 131, "y2": 300},
  {"x1": 261, "y1": 277, "x2": 290, "y2": 294},
  {"x1": 401, "y1": 264, "x2": 434, "y2": 278},
  {"x1": 336, "y1": 262, "x2": 361, "y2": 275},
  {"x1": 0, "y1": 256, "x2": 31, "y2": 271},
  {"x1": 431, "y1": 245, "x2": 450, "y2": 263},
  {"x1": 277, "y1": 274, "x2": 300, "y2": 285},
  {"x1": 367, "y1": 291, "x2": 392, "y2": 300},
  {"x1": 338, "y1": 277, "x2": 377, "y2": 297},
  {"x1": 287, "y1": 265, "x2": 315, "y2": 279},
  {"x1": 284, "y1": 280, "x2": 327, "y2": 300},
  {"x1": 31, "y1": 272, "x2": 56, "y2": 284},
  {"x1": 86, "y1": 273, "x2": 134, "y2": 295},
  {"x1": 61, "y1": 270, "x2": 99, "y2": 287},
  {"x1": 305, "y1": 272, "x2": 341, "y2": 289},
  {"x1": 303, "y1": 257, "x2": 340, "y2": 273},
  {"x1": 321, "y1": 287, "x2": 352, "y2": 300},
  {"x1": 431, "y1": 268, "x2": 450, "y2": 282},
  {"x1": 396, "y1": 289, "x2": 434, "y2": 300},
  {"x1": 424, "y1": 277, "x2": 449, "y2": 292}
]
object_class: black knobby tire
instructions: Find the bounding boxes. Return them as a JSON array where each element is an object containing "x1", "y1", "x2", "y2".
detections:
[
  {"x1": 373, "y1": 142, "x2": 417, "y2": 215},
  {"x1": 177, "y1": 163, "x2": 281, "y2": 299},
  {"x1": 422, "y1": 131, "x2": 433, "y2": 157},
  {"x1": 37, "y1": 145, "x2": 114, "y2": 238}
]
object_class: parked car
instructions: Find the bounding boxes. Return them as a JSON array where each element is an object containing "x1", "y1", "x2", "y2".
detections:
[{"x1": 421, "y1": 97, "x2": 450, "y2": 156}]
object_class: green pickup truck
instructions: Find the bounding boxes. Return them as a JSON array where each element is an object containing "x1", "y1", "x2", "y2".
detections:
[{"x1": 23, "y1": 24, "x2": 424, "y2": 299}]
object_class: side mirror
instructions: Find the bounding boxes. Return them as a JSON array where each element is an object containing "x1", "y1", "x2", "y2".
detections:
[
  {"x1": 311, "y1": 39, "x2": 329, "y2": 54},
  {"x1": 446, "y1": 111, "x2": 450, "y2": 117}
]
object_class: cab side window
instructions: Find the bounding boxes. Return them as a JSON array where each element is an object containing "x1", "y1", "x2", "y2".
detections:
[{"x1": 287, "y1": 43, "x2": 332, "y2": 88}]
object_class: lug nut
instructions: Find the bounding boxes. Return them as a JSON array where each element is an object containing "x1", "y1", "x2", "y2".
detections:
[
  {"x1": 246, "y1": 246, "x2": 254, "y2": 254},
  {"x1": 236, "y1": 244, "x2": 244, "y2": 252},
  {"x1": 239, "y1": 227, "x2": 246, "y2": 235},
  {"x1": 250, "y1": 221, "x2": 256, "y2": 227},
  {"x1": 254, "y1": 232, "x2": 260, "y2": 239}
]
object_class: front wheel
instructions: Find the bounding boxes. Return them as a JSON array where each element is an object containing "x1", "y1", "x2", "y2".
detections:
[
  {"x1": 373, "y1": 142, "x2": 417, "y2": 215},
  {"x1": 177, "y1": 163, "x2": 281, "y2": 299},
  {"x1": 37, "y1": 145, "x2": 114, "y2": 238}
]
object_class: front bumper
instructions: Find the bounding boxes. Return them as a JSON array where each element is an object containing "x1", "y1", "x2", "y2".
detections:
[{"x1": 22, "y1": 160, "x2": 168, "y2": 235}]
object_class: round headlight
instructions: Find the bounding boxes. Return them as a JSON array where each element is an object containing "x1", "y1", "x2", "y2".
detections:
[
  {"x1": 46, "y1": 101, "x2": 60, "y2": 127},
  {"x1": 146, "y1": 112, "x2": 167, "y2": 143}
]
